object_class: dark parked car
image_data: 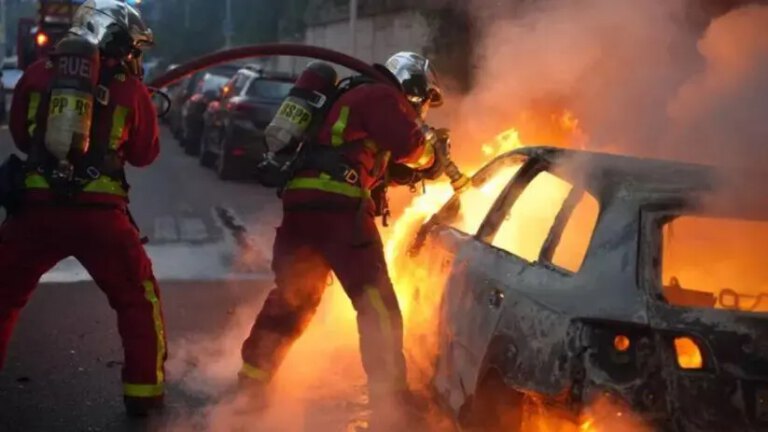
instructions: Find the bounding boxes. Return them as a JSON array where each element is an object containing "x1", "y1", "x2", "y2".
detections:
[
  {"x1": 167, "y1": 64, "x2": 240, "y2": 141},
  {"x1": 179, "y1": 72, "x2": 231, "y2": 155},
  {"x1": 199, "y1": 66, "x2": 296, "y2": 180},
  {"x1": 406, "y1": 146, "x2": 768, "y2": 432}
]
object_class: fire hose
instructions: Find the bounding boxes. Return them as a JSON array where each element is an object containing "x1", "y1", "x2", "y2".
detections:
[{"x1": 147, "y1": 43, "x2": 469, "y2": 191}]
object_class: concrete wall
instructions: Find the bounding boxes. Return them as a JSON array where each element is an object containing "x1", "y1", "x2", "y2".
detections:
[{"x1": 272, "y1": 10, "x2": 432, "y2": 76}]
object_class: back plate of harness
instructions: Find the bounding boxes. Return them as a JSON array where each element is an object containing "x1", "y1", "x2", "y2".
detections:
[
  {"x1": 255, "y1": 75, "x2": 377, "y2": 194},
  {"x1": 28, "y1": 65, "x2": 129, "y2": 203}
]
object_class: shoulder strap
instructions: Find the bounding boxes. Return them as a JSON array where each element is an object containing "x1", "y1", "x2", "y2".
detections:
[
  {"x1": 77, "y1": 64, "x2": 125, "y2": 178},
  {"x1": 304, "y1": 75, "x2": 376, "y2": 144}
]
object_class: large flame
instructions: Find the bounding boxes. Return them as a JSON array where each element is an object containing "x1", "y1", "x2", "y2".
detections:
[{"x1": 248, "y1": 108, "x2": 648, "y2": 431}]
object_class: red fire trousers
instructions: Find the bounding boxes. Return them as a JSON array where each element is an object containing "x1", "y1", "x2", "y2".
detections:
[
  {"x1": 240, "y1": 210, "x2": 407, "y2": 400},
  {"x1": 0, "y1": 206, "x2": 167, "y2": 401}
]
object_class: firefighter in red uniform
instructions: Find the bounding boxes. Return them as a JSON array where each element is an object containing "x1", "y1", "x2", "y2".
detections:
[
  {"x1": 0, "y1": 0, "x2": 164, "y2": 417},
  {"x1": 240, "y1": 52, "x2": 447, "y2": 425}
]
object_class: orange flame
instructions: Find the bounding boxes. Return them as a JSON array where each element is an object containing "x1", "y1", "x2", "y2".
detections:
[
  {"x1": 674, "y1": 337, "x2": 704, "y2": 370},
  {"x1": 263, "y1": 108, "x2": 648, "y2": 430}
]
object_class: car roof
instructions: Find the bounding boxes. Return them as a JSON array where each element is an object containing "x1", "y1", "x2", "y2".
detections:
[
  {"x1": 236, "y1": 67, "x2": 297, "y2": 82},
  {"x1": 207, "y1": 64, "x2": 241, "y2": 75},
  {"x1": 498, "y1": 146, "x2": 768, "y2": 218},
  {"x1": 513, "y1": 146, "x2": 716, "y2": 193}
]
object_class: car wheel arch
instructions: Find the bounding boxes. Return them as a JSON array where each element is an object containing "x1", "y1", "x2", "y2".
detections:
[{"x1": 457, "y1": 365, "x2": 527, "y2": 431}]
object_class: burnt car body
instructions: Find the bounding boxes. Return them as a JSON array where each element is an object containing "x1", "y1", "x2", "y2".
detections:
[
  {"x1": 413, "y1": 146, "x2": 768, "y2": 431},
  {"x1": 199, "y1": 66, "x2": 295, "y2": 180}
]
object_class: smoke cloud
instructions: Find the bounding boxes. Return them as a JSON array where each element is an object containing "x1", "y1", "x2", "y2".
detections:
[{"x1": 443, "y1": 0, "x2": 768, "y2": 168}]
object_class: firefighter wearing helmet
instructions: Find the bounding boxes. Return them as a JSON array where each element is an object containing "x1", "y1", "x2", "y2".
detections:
[
  {"x1": 0, "y1": 0, "x2": 164, "y2": 417},
  {"x1": 240, "y1": 51, "x2": 448, "y2": 427}
]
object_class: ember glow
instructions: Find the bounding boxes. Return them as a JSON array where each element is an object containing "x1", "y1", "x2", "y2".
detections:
[{"x1": 674, "y1": 337, "x2": 704, "y2": 370}]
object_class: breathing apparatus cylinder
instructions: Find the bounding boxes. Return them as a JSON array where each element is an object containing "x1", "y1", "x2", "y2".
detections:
[
  {"x1": 43, "y1": 34, "x2": 101, "y2": 172},
  {"x1": 264, "y1": 61, "x2": 338, "y2": 154}
]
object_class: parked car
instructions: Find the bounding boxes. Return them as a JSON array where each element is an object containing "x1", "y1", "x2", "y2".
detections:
[
  {"x1": 167, "y1": 64, "x2": 240, "y2": 140},
  {"x1": 199, "y1": 65, "x2": 296, "y2": 180},
  {"x1": 407, "y1": 146, "x2": 768, "y2": 432},
  {"x1": 179, "y1": 72, "x2": 231, "y2": 155}
]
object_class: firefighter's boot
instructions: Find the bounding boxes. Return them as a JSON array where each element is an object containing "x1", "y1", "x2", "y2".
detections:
[
  {"x1": 124, "y1": 395, "x2": 165, "y2": 418},
  {"x1": 367, "y1": 388, "x2": 431, "y2": 431},
  {"x1": 236, "y1": 374, "x2": 270, "y2": 414}
]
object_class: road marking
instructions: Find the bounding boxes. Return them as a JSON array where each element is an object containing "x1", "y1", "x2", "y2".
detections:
[
  {"x1": 178, "y1": 217, "x2": 208, "y2": 242},
  {"x1": 153, "y1": 216, "x2": 179, "y2": 242},
  {"x1": 213, "y1": 206, "x2": 270, "y2": 273}
]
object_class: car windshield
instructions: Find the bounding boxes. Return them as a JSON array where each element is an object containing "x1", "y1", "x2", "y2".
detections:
[
  {"x1": 661, "y1": 214, "x2": 768, "y2": 313},
  {"x1": 246, "y1": 80, "x2": 294, "y2": 99},
  {"x1": 199, "y1": 74, "x2": 230, "y2": 93}
]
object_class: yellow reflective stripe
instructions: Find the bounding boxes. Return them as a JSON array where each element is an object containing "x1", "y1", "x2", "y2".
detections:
[
  {"x1": 25, "y1": 173, "x2": 49, "y2": 189},
  {"x1": 27, "y1": 92, "x2": 41, "y2": 136},
  {"x1": 123, "y1": 383, "x2": 164, "y2": 398},
  {"x1": 365, "y1": 286, "x2": 395, "y2": 376},
  {"x1": 239, "y1": 363, "x2": 270, "y2": 382},
  {"x1": 286, "y1": 176, "x2": 370, "y2": 199},
  {"x1": 363, "y1": 139, "x2": 379, "y2": 152},
  {"x1": 142, "y1": 280, "x2": 166, "y2": 391},
  {"x1": 24, "y1": 173, "x2": 127, "y2": 197},
  {"x1": 81, "y1": 176, "x2": 128, "y2": 197},
  {"x1": 109, "y1": 106, "x2": 130, "y2": 150},
  {"x1": 331, "y1": 106, "x2": 350, "y2": 147},
  {"x1": 404, "y1": 141, "x2": 435, "y2": 169},
  {"x1": 365, "y1": 286, "x2": 394, "y2": 345}
]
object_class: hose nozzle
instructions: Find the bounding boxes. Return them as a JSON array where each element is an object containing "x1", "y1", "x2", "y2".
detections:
[{"x1": 444, "y1": 159, "x2": 470, "y2": 193}]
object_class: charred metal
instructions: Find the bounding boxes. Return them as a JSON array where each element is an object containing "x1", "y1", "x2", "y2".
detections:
[{"x1": 417, "y1": 146, "x2": 768, "y2": 432}]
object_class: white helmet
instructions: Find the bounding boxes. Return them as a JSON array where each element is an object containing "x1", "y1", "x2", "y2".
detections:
[{"x1": 384, "y1": 52, "x2": 443, "y2": 116}]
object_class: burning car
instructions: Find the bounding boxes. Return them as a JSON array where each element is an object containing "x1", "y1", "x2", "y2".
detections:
[{"x1": 405, "y1": 146, "x2": 768, "y2": 431}]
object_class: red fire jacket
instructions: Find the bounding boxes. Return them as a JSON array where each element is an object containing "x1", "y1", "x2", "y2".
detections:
[
  {"x1": 10, "y1": 58, "x2": 159, "y2": 206},
  {"x1": 283, "y1": 82, "x2": 433, "y2": 211}
]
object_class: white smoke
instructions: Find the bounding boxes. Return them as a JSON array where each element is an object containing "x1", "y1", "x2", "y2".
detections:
[{"x1": 446, "y1": 0, "x2": 768, "y2": 168}]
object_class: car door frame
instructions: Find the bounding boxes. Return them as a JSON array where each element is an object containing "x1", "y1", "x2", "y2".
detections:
[
  {"x1": 436, "y1": 154, "x2": 607, "y2": 411},
  {"x1": 428, "y1": 153, "x2": 533, "y2": 411}
]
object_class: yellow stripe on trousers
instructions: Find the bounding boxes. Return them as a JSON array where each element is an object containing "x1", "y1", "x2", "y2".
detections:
[
  {"x1": 239, "y1": 362, "x2": 270, "y2": 382},
  {"x1": 364, "y1": 285, "x2": 396, "y2": 378},
  {"x1": 123, "y1": 280, "x2": 166, "y2": 398}
]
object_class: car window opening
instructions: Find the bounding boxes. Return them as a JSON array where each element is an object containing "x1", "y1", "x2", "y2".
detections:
[
  {"x1": 661, "y1": 215, "x2": 768, "y2": 313},
  {"x1": 488, "y1": 170, "x2": 599, "y2": 272},
  {"x1": 199, "y1": 74, "x2": 230, "y2": 93},
  {"x1": 444, "y1": 164, "x2": 523, "y2": 235}
]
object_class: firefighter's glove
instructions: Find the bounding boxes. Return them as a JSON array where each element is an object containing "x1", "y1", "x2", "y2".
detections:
[
  {"x1": 388, "y1": 163, "x2": 423, "y2": 186},
  {"x1": 421, "y1": 128, "x2": 451, "y2": 181}
]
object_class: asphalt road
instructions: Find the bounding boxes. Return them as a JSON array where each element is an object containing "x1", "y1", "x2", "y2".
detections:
[{"x1": 0, "y1": 125, "x2": 379, "y2": 432}]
